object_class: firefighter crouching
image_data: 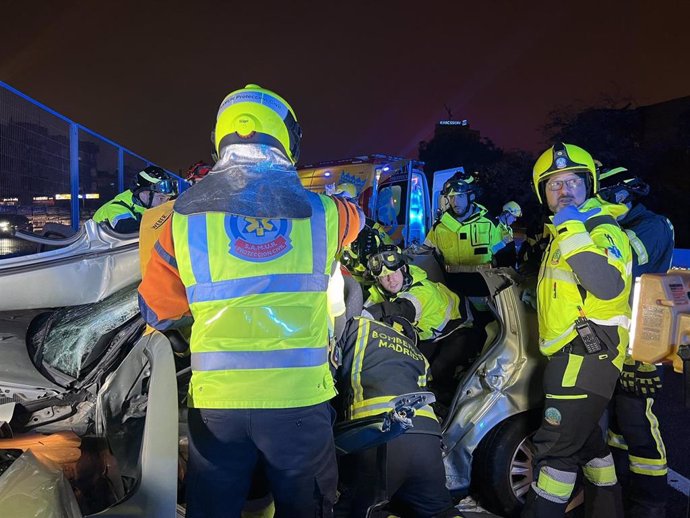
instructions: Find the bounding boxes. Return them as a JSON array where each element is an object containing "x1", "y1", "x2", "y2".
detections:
[{"x1": 334, "y1": 311, "x2": 459, "y2": 518}]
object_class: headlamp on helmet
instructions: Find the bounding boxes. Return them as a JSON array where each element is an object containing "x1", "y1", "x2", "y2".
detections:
[
  {"x1": 532, "y1": 143, "x2": 597, "y2": 205},
  {"x1": 214, "y1": 84, "x2": 302, "y2": 164}
]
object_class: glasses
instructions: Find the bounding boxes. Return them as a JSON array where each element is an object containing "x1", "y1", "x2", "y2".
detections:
[{"x1": 545, "y1": 177, "x2": 584, "y2": 191}]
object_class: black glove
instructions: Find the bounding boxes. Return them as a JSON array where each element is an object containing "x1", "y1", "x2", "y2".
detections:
[{"x1": 619, "y1": 356, "x2": 637, "y2": 394}]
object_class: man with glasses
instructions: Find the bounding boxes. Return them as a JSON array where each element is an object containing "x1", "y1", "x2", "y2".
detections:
[
  {"x1": 522, "y1": 143, "x2": 632, "y2": 518},
  {"x1": 93, "y1": 165, "x2": 176, "y2": 233}
]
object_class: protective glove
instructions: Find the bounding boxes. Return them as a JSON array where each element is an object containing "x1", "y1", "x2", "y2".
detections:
[
  {"x1": 619, "y1": 356, "x2": 637, "y2": 394},
  {"x1": 635, "y1": 362, "x2": 662, "y2": 397},
  {"x1": 552, "y1": 206, "x2": 601, "y2": 227}
]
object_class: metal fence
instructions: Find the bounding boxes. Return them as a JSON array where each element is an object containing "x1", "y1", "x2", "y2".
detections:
[{"x1": 0, "y1": 81, "x2": 182, "y2": 256}]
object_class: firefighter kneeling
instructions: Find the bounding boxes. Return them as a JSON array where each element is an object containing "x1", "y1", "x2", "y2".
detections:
[{"x1": 333, "y1": 312, "x2": 459, "y2": 518}]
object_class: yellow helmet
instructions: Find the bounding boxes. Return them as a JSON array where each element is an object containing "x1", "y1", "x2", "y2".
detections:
[
  {"x1": 532, "y1": 143, "x2": 596, "y2": 204},
  {"x1": 214, "y1": 84, "x2": 302, "y2": 164},
  {"x1": 334, "y1": 182, "x2": 357, "y2": 199},
  {"x1": 502, "y1": 201, "x2": 522, "y2": 217}
]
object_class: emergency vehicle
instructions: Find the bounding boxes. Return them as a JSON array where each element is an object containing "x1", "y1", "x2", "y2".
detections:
[{"x1": 298, "y1": 154, "x2": 437, "y2": 246}]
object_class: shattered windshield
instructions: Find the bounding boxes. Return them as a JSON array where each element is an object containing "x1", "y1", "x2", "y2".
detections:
[{"x1": 38, "y1": 285, "x2": 141, "y2": 379}]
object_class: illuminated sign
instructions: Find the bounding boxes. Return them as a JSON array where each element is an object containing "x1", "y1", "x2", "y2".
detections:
[
  {"x1": 54, "y1": 193, "x2": 101, "y2": 200},
  {"x1": 439, "y1": 120, "x2": 469, "y2": 126}
]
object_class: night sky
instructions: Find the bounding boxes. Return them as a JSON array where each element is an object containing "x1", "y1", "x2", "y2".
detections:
[{"x1": 3, "y1": 1, "x2": 690, "y2": 171}]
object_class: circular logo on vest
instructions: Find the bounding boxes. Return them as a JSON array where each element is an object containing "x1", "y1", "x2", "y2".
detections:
[
  {"x1": 551, "y1": 248, "x2": 561, "y2": 265},
  {"x1": 544, "y1": 407, "x2": 562, "y2": 426},
  {"x1": 226, "y1": 215, "x2": 292, "y2": 262}
]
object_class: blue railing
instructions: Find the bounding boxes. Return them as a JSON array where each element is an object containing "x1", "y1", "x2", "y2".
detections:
[{"x1": 0, "y1": 80, "x2": 183, "y2": 232}]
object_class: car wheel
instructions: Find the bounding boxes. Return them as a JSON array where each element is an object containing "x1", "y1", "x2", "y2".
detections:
[{"x1": 472, "y1": 411, "x2": 540, "y2": 518}]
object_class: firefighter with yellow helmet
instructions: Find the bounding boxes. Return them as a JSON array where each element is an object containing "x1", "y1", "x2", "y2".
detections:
[
  {"x1": 522, "y1": 143, "x2": 632, "y2": 518},
  {"x1": 493, "y1": 200, "x2": 523, "y2": 268},
  {"x1": 138, "y1": 84, "x2": 363, "y2": 517}
]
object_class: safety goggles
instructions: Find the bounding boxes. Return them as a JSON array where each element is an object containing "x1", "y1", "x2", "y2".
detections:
[
  {"x1": 150, "y1": 179, "x2": 177, "y2": 195},
  {"x1": 368, "y1": 250, "x2": 404, "y2": 277}
]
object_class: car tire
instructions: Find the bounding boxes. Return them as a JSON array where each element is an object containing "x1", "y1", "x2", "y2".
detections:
[{"x1": 472, "y1": 411, "x2": 541, "y2": 518}]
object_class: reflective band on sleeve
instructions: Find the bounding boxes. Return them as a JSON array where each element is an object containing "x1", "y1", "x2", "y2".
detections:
[
  {"x1": 191, "y1": 347, "x2": 328, "y2": 371},
  {"x1": 558, "y1": 232, "x2": 594, "y2": 256},
  {"x1": 397, "y1": 292, "x2": 423, "y2": 321},
  {"x1": 111, "y1": 212, "x2": 136, "y2": 225},
  {"x1": 541, "y1": 267, "x2": 579, "y2": 284},
  {"x1": 186, "y1": 273, "x2": 329, "y2": 303},
  {"x1": 625, "y1": 229, "x2": 649, "y2": 266}
]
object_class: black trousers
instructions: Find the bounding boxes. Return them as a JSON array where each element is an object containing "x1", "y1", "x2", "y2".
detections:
[
  {"x1": 185, "y1": 403, "x2": 337, "y2": 518},
  {"x1": 608, "y1": 387, "x2": 668, "y2": 518},
  {"x1": 337, "y1": 432, "x2": 454, "y2": 518},
  {"x1": 523, "y1": 344, "x2": 623, "y2": 518}
]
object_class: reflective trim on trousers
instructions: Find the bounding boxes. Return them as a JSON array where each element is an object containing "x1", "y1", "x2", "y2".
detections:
[
  {"x1": 629, "y1": 455, "x2": 668, "y2": 476},
  {"x1": 191, "y1": 346, "x2": 328, "y2": 371},
  {"x1": 583, "y1": 454, "x2": 618, "y2": 486},
  {"x1": 535, "y1": 466, "x2": 576, "y2": 503}
]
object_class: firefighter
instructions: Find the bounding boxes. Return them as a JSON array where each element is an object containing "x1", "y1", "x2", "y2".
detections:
[
  {"x1": 599, "y1": 167, "x2": 673, "y2": 518},
  {"x1": 521, "y1": 143, "x2": 632, "y2": 518},
  {"x1": 423, "y1": 175, "x2": 501, "y2": 271},
  {"x1": 492, "y1": 200, "x2": 522, "y2": 268},
  {"x1": 334, "y1": 314, "x2": 459, "y2": 517},
  {"x1": 93, "y1": 166, "x2": 176, "y2": 233},
  {"x1": 138, "y1": 84, "x2": 363, "y2": 518},
  {"x1": 363, "y1": 246, "x2": 480, "y2": 405}
]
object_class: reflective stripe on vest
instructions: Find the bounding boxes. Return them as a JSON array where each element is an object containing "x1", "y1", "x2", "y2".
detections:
[{"x1": 192, "y1": 347, "x2": 328, "y2": 371}]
